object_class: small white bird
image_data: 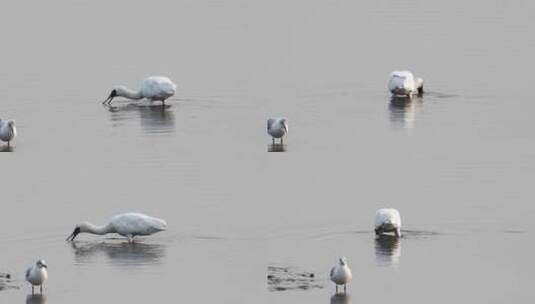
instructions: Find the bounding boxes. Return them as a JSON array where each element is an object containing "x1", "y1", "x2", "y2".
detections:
[
  {"x1": 26, "y1": 260, "x2": 48, "y2": 294},
  {"x1": 267, "y1": 117, "x2": 288, "y2": 144},
  {"x1": 388, "y1": 71, "x2": 424, "y2": 97},
  {"x1": 66, "y1": 212, "x2": 167, "y2": 242},
  {"x1": 0, "y1": 119, "x2": 16, "y2": 147},
  {"x1": 103, "y1": 76, "x2": 177, "y2": 105},
  {"x1": 330, "y1": 257, "x2": 352, "y2": 293},
  {"x1": 375, "y1": 208, "x2": 402, "y2": 237}
]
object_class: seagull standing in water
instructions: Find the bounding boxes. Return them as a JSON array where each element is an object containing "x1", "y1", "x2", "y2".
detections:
[
  {"x1": 66, "y1": 212, "x2": 167, "y2": 242},
  {"x1": 267, "y1": 117, "x2": 288, "y2": 144},
  {"x1": 0, "y1": 119, "x2": 16, "y2": 147},
  {"x1": 330, "y1": 257, "x2": 352, "y2": 293},
  {"x1": 388, "y1": 71, "x2": 424, "y2": 97},
  {"x1": 375, "y1": 208, "x2": 402, "y2": 237},
  {"x1": 26, "y1": 260, "x2": 48, "y2": 294},
  {"x1": 103, "y1": 76, "x2": 176, "y2": 105}
]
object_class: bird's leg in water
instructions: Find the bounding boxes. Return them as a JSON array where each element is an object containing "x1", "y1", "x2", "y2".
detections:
[
  {"x1": 32, "y1": 286, "x2": 34, "y2": 295},
  {"x1": 127, "y1": 235, "x2": 134, "y2": 243},
  {"x1": 40, "y1": 285, "x2": 43, "y2": 294},
  {"x1": 344, "y1": 284, "x2": 346, "y2": 293},
  {"x1": 272, "y1": 138, "x2": 275, "y2": 145},
  {"x1": 162, "y1": 99, "x2": 166, "y2": 106},
  {"x1": 281, "y1": 137, "x2": 284, "y2": 145}
]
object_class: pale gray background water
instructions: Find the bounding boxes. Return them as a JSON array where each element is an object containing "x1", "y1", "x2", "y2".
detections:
[{"x1": 1, "y1": 0, "x2": 534, "y2": 303}]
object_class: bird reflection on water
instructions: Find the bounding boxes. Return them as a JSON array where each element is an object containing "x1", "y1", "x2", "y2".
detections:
[
  {"x1": 0, "y1": 145, "x2": 14, "y2": 152},
  {"x1": 268, "y1": 143, "x2": 287, "y2": 152},
  {"x1": 26, "y1": 294, "x2": 47, "y2": 304},
  {"x1": 388, "y1": 96, "x2": 422, "y2": 129},
  {"x1": 330, "y1": 293, "x2": 351, "y2": 304},
  {"x1": 375, "y1": 234, "x2": 401, "y2": 267},
  {"x1": 106, "y1": 103, "x2": 175, "y2": 134},
  {"x1": 70, "y1": 241, "x2": 166, "y2": 267}
]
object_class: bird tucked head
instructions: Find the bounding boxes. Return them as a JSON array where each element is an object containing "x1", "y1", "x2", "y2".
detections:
[
  {"x1": 339, "y1": 256, "x2": 348, "y2": 266},
  {"x1": 36, "y1": 260, "x2": 47, "y2": 269}
]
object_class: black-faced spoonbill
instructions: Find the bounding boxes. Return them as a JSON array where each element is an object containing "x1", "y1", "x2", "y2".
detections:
[
  {"x1": 330, "y1": 257, "x2": 352, "y2": 293},
  {"x1": 267, "y1": 117, "x2": 288, "y2": 144},
  {"x1": 375, "y1": 208, "x2": 402, "y2": 237},
  {"x1": 103, "y1": 76, "x2": 177, "y2": 105},
  {"x1": 26, "y1": 260, "x2": 48, "y2": 294},
  {"x1": 0, "y1": 119, "x2": 16, "y2": 147},
  {"x1": 66, "y1": 212, "x2": 167, "y2": 242},
  {"x1": 388, "y1": 71, "x2": 424, "y2": 97}
]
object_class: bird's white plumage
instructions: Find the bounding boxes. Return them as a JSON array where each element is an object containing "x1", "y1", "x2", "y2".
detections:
[
  {"x1": 330, "y1": 257, "x2": 352, "y2": 288},
  {"x1": 139, "y1": 76, "x2": 177, "y2": 101},
  {"x1": 26, "y1": 260, "x2": 48, "y2": 289},
  {"x1": 0, "y1": 119, "x2": 16, "y2": 145},
  {"x1": 105, "y1": 76, "x2": 176, "y2": 104},
  {"x1": 267, "y1": 117, "x2": 288, "y2": 139},
  {"x1": 388, "y1": 71, "x2": 423, "y2": 97},
  {"x1": 375, "y1": 208, "x2": 402, "y2": 237},
  {"x1": 67, "y1": 212, "x2": 167, "y2": 241},
  {"x1": 110, "y1": 213, "x2": 168, "y2": 237}
]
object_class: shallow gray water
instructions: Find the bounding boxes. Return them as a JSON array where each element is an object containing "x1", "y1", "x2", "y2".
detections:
[{"x1": 1, "y1": 0, "x2": 534, "y2": 303}]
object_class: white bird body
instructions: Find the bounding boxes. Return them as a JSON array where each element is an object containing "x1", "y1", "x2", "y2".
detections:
[
  {"x1": 66, "y1": 212, "x2": 167, "y2": 242},
  {"x1": 104, "y1": 76, "x2": 176, "y2": 105},
  {"x1": 388, "y1": 71, "x2": 423, "y2": 97},
  {"x1": 375, "y1": 208, "x2": 402, "y2": 237},
  {"x1": 26, "y1": 260, "x2": 48, "y2": 294},
  {"x1": 330, "y1": 257, "x2": 352, "y2": 293},
  {"x1": 267, "y1": 117, "x2": 288, "y2": 144},
  {"x1": 0, "y1": 119, "x2": 16, "y2": 146}
]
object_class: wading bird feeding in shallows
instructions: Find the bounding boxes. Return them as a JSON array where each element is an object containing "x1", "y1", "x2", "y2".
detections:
[
  {"x1": 103, "y1": 76, "x2": 176, "y2": 105},
  {"x1": 388, "y1": 71, "x2": 424, "y2": 98},
  {"x1": 26, "y1": 260, "x2": 48, "y2": 294},
  {"x1": 0, "y1": 119, "x2": 16, "y2": 147},
  {"x1": 375, "y1": 208, "x2": 402, "y2": 237},
  {"x1": 330, "y1": 257, "x2": 352, "y2": 293},
  {"x1": 267, "y1": 117, "x2": 288, "y2": 144},
  {"x1": 66, "y1": 212, "x2": 167, "y2": 242}
]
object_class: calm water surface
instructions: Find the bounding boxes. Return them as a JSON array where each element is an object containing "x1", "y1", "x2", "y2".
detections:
[{"x1": 1, "y1": 0, "x2": 534, "y2": 303}]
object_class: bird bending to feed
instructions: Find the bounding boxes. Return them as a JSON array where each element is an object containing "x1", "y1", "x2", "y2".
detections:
[
  {"x1": 267, "y1": 117, "x2": 288, "y2": 144},
  {"x1": 103, "y1": 76, "x2": 176, "y2": 105},
  {"x1": 388, "y1": 71, "x2": 424, "y2": 97},
  {"x1": 66, "y1": 212, "x2": 167, "y2": 242},
  {"x1": 26, "y1": 260, "x2": 48, "y2": 294},
  {"x1": 330, "y1": 257, "x2": 352, "y2": 293},
  {"x1": 375, "y1": 208, "x2": 402, "y2": 237},
  {"x1": 0, "y1": 119, "x2": 16, "y2": 147}
]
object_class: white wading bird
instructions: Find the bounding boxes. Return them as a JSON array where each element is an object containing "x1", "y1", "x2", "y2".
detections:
[
  {"x1": 375, "y1": 208, "x2": 402, "y2": 237},
  {"x1": 26, "y1": 260, "x2": 48, "y2": 294},
  {"x1": 388, "y1": 71, "x2": 424, "y2": 97},
  {"x1": 330, "y1": 257, "x2": 352, "y2": 293},
  {"x1": 103, "y1": 76, "x2": 176, "y2": 105},
  {"x1": 267, "y1": 117, "x2": 288, "y2": 144},
  {"x1": 0, "y1": 119, "x2": 16, "y2": 147},
  {"x1": 66, "y1": 213, "x2": 167, "y2": 242}
]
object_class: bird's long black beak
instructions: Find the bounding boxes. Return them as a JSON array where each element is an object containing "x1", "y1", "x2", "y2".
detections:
[
  {"x1": 66, "y1": 227, "x2": 80, "y2": 241},
  {"x1": 102, "y1": 90, "x2": 117, "y2": 105}
]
